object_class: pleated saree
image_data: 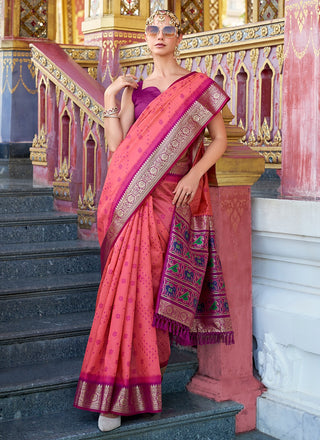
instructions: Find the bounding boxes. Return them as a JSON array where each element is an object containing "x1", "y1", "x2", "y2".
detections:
[{"x1": 74, "y1": 72, "x2": 234, "y2": 416}]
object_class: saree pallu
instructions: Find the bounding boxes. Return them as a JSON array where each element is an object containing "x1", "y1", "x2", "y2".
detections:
[{"x1": 74, "y1": 72, "x2": 233, "y2": 416}]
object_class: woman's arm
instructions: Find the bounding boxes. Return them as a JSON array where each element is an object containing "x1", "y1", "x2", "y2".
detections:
[
  {"x1": 172, "y1": 111, "x2": 227, "y2": 207},
  {"x1": 104, "y1": 75, "x2": 137, "y2": 152}
]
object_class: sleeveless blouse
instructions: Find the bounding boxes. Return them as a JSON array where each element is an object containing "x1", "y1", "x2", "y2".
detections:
[
  {"x1": 131, "y1": 81, "x2": 191, "y2": 174},
  {"x1": 132, "y1": 81, "x2": 161, "y2": 120}
]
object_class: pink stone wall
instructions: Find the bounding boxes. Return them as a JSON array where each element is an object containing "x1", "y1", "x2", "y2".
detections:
[
  {"x1": 281, "y1": 0, "x2": 320, "y2": 198},
  {"x1": 188, "y1": 186, "x2": 264, "y2": 432}
]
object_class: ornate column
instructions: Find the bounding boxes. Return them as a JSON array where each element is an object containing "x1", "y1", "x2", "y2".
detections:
[
  {"x1": 187, "y1": 106, "x2": 265, "y2": 433},
  {"x1": 0, "y1": 0, "x2": 56, "y2": 176},
  {"x1": 281, "y1": 0, "x2": 320, "y2": 198},
  {"x1": 82, "y1": 0, "x2": 149, "y2": 87}
]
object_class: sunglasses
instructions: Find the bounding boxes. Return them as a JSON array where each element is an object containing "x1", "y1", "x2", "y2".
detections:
[{"x1": 145, "y1": 25, "x2": 177, "y2": 38}]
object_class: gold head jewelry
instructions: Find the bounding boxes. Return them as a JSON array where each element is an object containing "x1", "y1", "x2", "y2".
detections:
[{"x1": 146, "y1": 10, "x2": 181, "y2": 34}]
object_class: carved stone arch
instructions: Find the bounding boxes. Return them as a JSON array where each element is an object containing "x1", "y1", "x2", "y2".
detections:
[
  {"x1": 38, "y1": 76, "x2": 49, "y2": 132},
  {"x1": 212, "y1": 66, "x2": 227, "y2": 90},
  {"x1": 235, "y1": 62, "x2": 250, "y2": 131},
  {"x1": 258, "y1": 59, "x2": 276, "y2": 131},
  {"x1": 84, "y1": 130, "x2": 98, "y2": 196},
  {"x1": 60, "y1": 106, "x2": 72, "y2": 169}
]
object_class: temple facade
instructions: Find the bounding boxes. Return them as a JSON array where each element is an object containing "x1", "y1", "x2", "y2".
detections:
[{"x1": 0, "y1": 1, "x2": 319, "y2": 439}]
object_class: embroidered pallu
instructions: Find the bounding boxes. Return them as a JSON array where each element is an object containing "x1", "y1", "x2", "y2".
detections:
[{"x1": 74, "y1": 72, "x2": 233, "y2": 417}]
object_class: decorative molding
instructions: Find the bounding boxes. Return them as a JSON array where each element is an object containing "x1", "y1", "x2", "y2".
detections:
[
  {"x1": 62, "y1": 45, "x2": 99, "y2": 64},
  {"x1": 221, "y1": 196, "x2": 249, "y2": 233},
  {"x1": 242, "y1": 119, "x2": 282, "y2": 167},
  {"x1": 120, "y1": 19, "x2": 284, "y2": 65},
  {"x1": 78, "y1": 185, "x2": 97, "y2": 229},
  {"x1": 53, "y1": 158, "x2": 72, "y2": 200},
  {"x1": 30, "y1": 127, "x2": 48, "y2": 166},
  {"x1": 0, "y1": 50, "x2": 37, "y2": 95}
]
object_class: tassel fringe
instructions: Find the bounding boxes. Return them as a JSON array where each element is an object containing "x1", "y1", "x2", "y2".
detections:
[{"x1": 153, "y1": 314, "x2": 234, "y2": 346}]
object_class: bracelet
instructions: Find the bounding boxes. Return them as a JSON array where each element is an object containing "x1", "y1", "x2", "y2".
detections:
[
  {"x1": 103, "y1": 107, "x2": 119, "y2": 118},
  {"x1": 104, "y1": 114, "x2": 120, "y2": 119}
]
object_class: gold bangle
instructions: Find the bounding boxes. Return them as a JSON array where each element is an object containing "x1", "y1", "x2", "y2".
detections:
[
  {"x1": 104, "y1": 114, "x2": 120, "y2": 118},
  {"x1": 103, "y1": 107, "x2": 119, "y2": 117}
]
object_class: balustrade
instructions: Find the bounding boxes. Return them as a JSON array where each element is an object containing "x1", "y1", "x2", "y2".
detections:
[
  {"x1": 120, "y1": 19, "x2": 284, "y2": 168},
  {"x1": 30, "y1": 19, "x2": 283, "y2": 238},
  {"x1": 30, "y1": 42, "x2": 105, "y2": 239}
]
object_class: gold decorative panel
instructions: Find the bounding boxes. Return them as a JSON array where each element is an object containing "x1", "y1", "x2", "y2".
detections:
[
  {"x1": 78, "y1": 185, "x2": 97, "y2": 229},
  {"x1": 247, "y1": 0, "x2": 253, "y2": 22},
  {"x1": 181, "y1": 0, "x2": 204, "y2": 33},
  {"x1": 121, "y1": 0, "x2": 140, "y2": 15},
  {"x1": 20, "y1": 0, "x2": 48, "y2": 38},
  {"x1": 53, "y1": 158, "x2": 72, "y2": 200},
  {"x1": 254, "y1": 0, "x2": 284, "y2": 21},
  {"x1": 30, "y1": 127, "x2": 48, "y2": 166},
  {"x1": 209, "y1": 0, "x2": 219, "y2": 30},
  {"x1": 259, "y1": 0, "x2": 279, "y2": 20}
]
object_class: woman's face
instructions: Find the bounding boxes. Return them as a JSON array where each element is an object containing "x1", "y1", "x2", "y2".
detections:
[{"x1": 145, "y1": 15, "x2": 182, "y2": 57}]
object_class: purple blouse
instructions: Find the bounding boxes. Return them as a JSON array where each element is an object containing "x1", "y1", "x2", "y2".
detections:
[{"x1": 132, "y1": 81, "x2": 161, "y2": 120}]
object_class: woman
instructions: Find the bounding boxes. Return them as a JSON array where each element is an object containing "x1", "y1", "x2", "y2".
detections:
[{"x1": 74, "y1": 10, "x2": 234, "y2": 432}]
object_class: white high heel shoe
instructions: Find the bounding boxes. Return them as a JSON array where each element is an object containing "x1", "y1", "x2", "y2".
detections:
[{"x1": 98, "y1": 414, "x2": 121, "y2": 432}]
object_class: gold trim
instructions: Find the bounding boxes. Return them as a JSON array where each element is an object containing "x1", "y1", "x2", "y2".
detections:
[
  {"x1": 82, "y1": 15, "x2": 147, "y2": 34},
  {"x1": 53, "y1": 157, "x2": 72, "y2": 200},
  {"x1": 78, "y1": 184, "x2": 97, "y2": 229},
  {"x1": 30, "y1": 127, "x2": 48, "y2": 166}
]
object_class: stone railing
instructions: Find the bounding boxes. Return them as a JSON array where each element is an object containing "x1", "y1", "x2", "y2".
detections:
[
  {"x1": 29, "y1": 19, "x2": 281, "y2": 238},
  {"x1": 120, "y1": 18, "x2": 284, "y2": 169},
  {"x1": 29, "y1": 41, "x2": 105, "y2": 239}
]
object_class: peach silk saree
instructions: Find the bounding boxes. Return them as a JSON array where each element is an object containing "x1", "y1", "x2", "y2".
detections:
[{"x1": 74, "y1": 72, "x2": 233, "y2": 416}]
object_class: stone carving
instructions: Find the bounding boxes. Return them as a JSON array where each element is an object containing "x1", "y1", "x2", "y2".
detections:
[{"x1": 255, "y1": 332, "x2": 301, "y2": 392}]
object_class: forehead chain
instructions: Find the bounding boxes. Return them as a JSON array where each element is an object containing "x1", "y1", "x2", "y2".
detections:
[{"x1": 146, "y1": 10, "x2": 180, "y2": 30}]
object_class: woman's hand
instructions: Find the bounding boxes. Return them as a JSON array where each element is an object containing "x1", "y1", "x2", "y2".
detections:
[
  {"x1": 104, "y1": 75, "x2": 138, "y2": 100},
  {"x1": 103, "y1": 75, "x2": 137, "y2": 152},
  {"x1": 172, "y1": 168, "x2": 201, "y2": 207}
]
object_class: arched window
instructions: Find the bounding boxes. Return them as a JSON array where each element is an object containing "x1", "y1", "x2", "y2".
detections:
[{"x1": 236, "y1": 67, "x2": 248, "y2": 127}]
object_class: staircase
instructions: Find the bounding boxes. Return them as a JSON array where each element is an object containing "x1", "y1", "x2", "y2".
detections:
[{"x1": 0, "y1": 159, "x2": 243, "y2": 440}]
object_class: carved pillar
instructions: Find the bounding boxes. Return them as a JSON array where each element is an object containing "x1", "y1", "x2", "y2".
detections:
[
  {"x1": 187, "y1": 106, "x2": 265, "y2": 433},
  {"x1": 0, "y1": 0, "x2": 56, "y2": 176},
  {"x1": 281, "y1": 0, "x2": 320, "y2": 198},
  {"x1": 82, "y1": 0, "x2": 149, "y2": 87}
]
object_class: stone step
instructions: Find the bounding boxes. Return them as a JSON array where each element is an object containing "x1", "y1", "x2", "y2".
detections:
[
  {"x1": 0, "y1": 272, "x2": 100, "y2": 321},
  {"x1": 0, "y1": 348, "x2": 198, "y2": 422},
  {"x1": 0, "y1": 158, "x2": 33, "y2": 180},
  {"x1": 0, "y1": 183, "x2": 54, "y2": 214},
  {"x1": 0, "y1": 391, "x2": 242, "y2": 440},
  {"x1": 0, "y1": 211, "x2": 78, "y2": 244},
  {"x1": 0, "y1": 310, "x2": 93, "y2": 368},
  {"x1": 236, "y1": 431, "x2": 278, "y2": 440},
  {"x1": 0, "y1": 240, "x2": 100, "y2": 280}
]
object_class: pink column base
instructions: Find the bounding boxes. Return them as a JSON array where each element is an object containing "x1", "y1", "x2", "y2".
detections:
[
  {"x1": 187, "y1": 186, "x2": 264, "y2": 433},
  {"x1": 187, "y1": 373, "x2": 264, "y2": 432}
]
